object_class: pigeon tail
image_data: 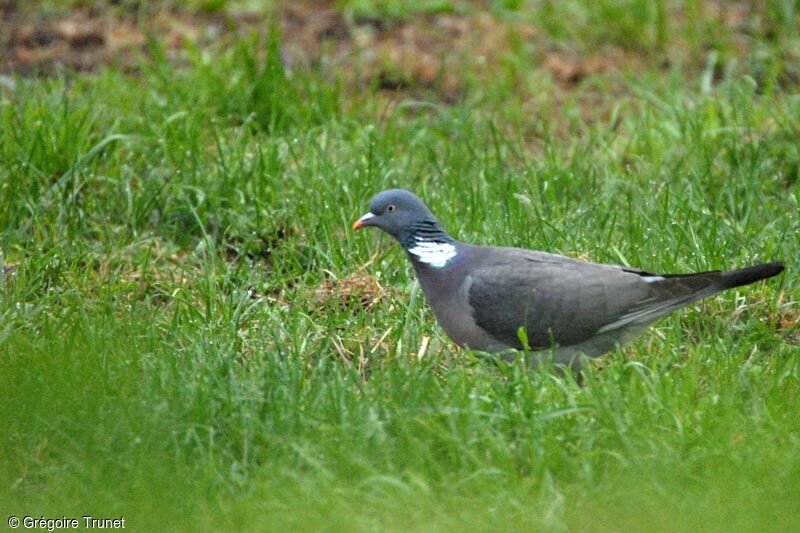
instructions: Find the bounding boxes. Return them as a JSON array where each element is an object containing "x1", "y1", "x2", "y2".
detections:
[{"x1": 717, "y1": 261, "x2": 785, "y2": 290}]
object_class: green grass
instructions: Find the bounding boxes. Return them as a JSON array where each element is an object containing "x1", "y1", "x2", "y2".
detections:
[{"x1": 1, "y1": 2, "x2": 799, "y2": 531}]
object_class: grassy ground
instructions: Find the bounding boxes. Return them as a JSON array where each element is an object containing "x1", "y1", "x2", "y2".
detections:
[{"x1": 1, "y1": 1, "x2": 799, "y2": 531}]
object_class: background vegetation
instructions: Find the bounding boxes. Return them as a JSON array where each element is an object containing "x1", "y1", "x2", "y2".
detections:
[{"x1": 1, "y1": 1, "x2": 798, "y2": 530}]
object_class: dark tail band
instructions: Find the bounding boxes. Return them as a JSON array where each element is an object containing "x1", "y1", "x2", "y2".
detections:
[{"x1": 719, "y1": 261, "x2": 785, "y2": 290}]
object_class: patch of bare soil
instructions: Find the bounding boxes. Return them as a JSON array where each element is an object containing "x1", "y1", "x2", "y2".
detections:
[
  {"x1": 1, "y1": 1, "x2": 648, "y2": 98},
  {"x1": 774, "y1": 291, "x2": 799, "y2": 345},
  {"x1": 2, "y1": 7, "x2": 143, "y2": 74},
  {"x1": 313, "y1": 272, "x2": 396, "y2": 311},
  {"x1": 3, "y1": 1, "x2": 791, "y2": 123},
  {"x1": 542, "y1": 47, "x2": 647, "y2": 87}
]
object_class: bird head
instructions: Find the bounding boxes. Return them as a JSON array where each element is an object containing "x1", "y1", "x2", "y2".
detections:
[{"x1": 352, "y1": 189, "x2": 440, "y2": 243}]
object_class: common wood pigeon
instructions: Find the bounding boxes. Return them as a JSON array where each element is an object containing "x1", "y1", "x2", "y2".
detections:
[{"x1": 353, "y1": 189, "x2": 785, "y2": 367}]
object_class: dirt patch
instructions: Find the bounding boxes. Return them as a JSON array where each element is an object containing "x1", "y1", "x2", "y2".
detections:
[
  {"x1": 279, "y1": 6, "x2": 540, "y2": 101},
  {"x1": 312, "y1": 273, "x2": 396, "y2": 311},
  {"x1": 774, "y1": 290, "x2": 799, "y2": 345},
  {"x1": 777, "y1": 310, "x2": 799, "y2": 331},
  {"x1": 542, "y1": 46, "x2": 647, "y2": 87},
  {"x1": 3, "y1": 1, "x2": 793, "y2": 105},
  {"x1": 3, "y1": 8, "x2": 144, "y2": 74},
  {"x1": 1, "y1": 1, "x2": 646, "y2": 99}
]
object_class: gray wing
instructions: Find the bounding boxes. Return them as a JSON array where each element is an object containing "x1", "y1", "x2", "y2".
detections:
[{"x1": 466, "y1": 249, "x2": 719, "y2": 350}]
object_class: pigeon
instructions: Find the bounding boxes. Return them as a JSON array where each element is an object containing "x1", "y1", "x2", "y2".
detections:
[{"x1": 353, "y1": 189, "x2": 785, "y2": 368}]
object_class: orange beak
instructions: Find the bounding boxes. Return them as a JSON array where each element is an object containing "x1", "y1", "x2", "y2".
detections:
[{"x1": 352, "y1": 212, "x2": 375, "y2": 231}]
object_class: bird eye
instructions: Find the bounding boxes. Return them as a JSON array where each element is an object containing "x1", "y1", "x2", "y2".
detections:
[{"x1": 387, "y1": 205, "x2": 396, "y2": 213}]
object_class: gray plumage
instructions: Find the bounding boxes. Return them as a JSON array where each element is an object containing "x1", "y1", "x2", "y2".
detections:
[{"x1": 353, "y1": 189, "x2": 785, "y2": 367}]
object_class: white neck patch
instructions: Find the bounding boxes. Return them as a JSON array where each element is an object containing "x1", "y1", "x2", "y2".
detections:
[{"x1": 408, "y1": 238, "x2": 457, "y2": 268}]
